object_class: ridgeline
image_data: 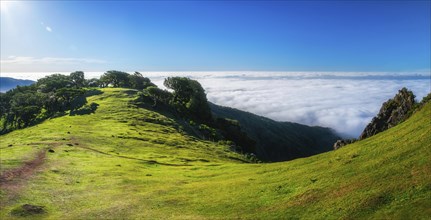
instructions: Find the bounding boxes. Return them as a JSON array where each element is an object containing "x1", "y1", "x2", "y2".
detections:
[{"x1": 0, "y1": 71, "x2": 430, "y2": 219}]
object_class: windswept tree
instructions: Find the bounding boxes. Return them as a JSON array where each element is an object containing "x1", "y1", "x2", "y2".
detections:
[
  {"x1": 128, "y1": 72, "x2": 155, "y2": 90},
  {"x1": 86, "y1": 78, "x2": 101, "y2": 87},
  {"x1": 37, "y1": 74, "x2": 72, "y2": 93},
  {"x1": 1, "y1": 85, "x2": 39, "y2": 130},
  {"x1": 70, "y1": 71, "x2": 85, "y2": 88},
  {"x1": 99, "y1": 75, "x2": 111, "y2": 88},
  {"x1": 100, "y1": 70, "x2": 130, "y2": 87},
  {"x1": 9, "y1": 92, "x2": 45, "y2": 128},
  {"x1": 1, "y1": 72, "x2": 94, "y2": 133},
  {"x1": 55, "y1": 88, "x2": 87, "y2": 112},
  {"x1": 164, "y1": 77, "x2": 212, "y2": 122},
  {"x1": 144, "y1": 86, "x2": 173, "y2": 106}
]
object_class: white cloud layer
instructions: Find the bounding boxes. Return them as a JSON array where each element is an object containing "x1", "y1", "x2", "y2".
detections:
[
  {"x1": 1, "y1": 71, "x2": 429, "y2": 138},
  {"x1": 143, "y1": 71, "x2": 430, "y2": 138}
]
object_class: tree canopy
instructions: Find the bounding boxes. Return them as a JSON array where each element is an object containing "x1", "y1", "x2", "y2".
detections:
[{"x1": 164, "y1": 77, "x2": 212, "y2": 122}]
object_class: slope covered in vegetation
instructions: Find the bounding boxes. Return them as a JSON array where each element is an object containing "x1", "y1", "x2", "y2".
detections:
[
  {"x1": 0, "y1": 72, "x2": 337, "y2": 161},
  {"x1": 1, "y1": 88, "x2": 430, "y2": 219},
  {"x1": 210, "y1": 103, "x2": 339, "y2": 161}
]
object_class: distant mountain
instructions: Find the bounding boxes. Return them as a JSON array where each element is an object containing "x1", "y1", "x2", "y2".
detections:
[
  {"x1": 0, "y1": 77, "x2": 35, "y2": 93},
  {"x1": 210, "y1": 103, "x2": 340, "y2": 162}
]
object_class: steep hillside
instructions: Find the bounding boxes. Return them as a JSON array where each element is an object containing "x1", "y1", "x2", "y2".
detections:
[
  {"x1": 210, "y1": 103, "x2": 339, "y2": 161},
  {"x1": 1, "y1": 88, "x2": 430, "y2": 219}
]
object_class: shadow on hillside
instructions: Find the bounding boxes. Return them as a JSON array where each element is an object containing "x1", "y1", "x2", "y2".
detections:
[
  {"x1": 84, "y1": 89, "x2": 104, "y2": 97},
  {"x1": 131, "y1": 97, "x2": 203, "y2": 139},
  {"x1": 70, "y1": 103, "x2": 99, "y2": 116}
]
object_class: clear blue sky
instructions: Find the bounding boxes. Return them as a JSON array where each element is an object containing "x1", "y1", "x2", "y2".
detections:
[{"x1": 1, "y1": 1, "x2": 430, "y2": 72}]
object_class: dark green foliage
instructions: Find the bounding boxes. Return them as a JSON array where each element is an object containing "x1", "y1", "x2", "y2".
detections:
[
  {"x1": 86, "y1": 78, "x2": 101, "y2": 87},
  {"x1": 0, "y1": 72, "x2": 91, "y2": 134},
  {"x1": 409, "y1": 92, "x2": 431, "y2": 115},
  {"x1": 70, "y1": 102, "x2": 99, "y2": 116},
  {"x1": 135, "y1": 79, "x2": 256, "y2": 155},
  {"x1": 11, "y1": 105, "x2": 42, "y2": 128},
  {"x1": 70, "y1": 71, "x2": 85, "y2": 88},
  {"x1": 216, "y1": 117, "x2": 256, "y2": 153},
  {"x1": 99, "y1": 71, "x2": 155, "y2": 90},
  {"x1": 36, "y1": 74, "x2": 72, "y2": 93},
  {"x1": 1, "y1": 91, "x2": 44, "y2": 129},
  {"x1": 164, "y1": 77, "x2": 212, "y2": 122},
  {"x1": 128, "y1": 72, "x2": 156, "y2": 90},
  {"x1": 419, "y1": 92, "x2": 431, "y2": 105},
  {"x1": 84, "y1": 89, "x2": 104, "y2": 97},
  {"x1": 143, "y1": 86, "x2": 173, "y2": 106},
  {"x1": 2, "y1": 84, "x2": 40, "y2": 117},
  {"x1": 56, "y1": 88, "x2": 87, "y2": 112},
  {"x1": 198, "y1": 124, "x2": 218, "y2": 141},
  {"x1": 210, "y1": 103, "x2": 339, "y2": 162},
  {"x1": 0, "y1": 93, "x2": 8, "y2": 116},
  {"x1": 100, "y1": 70, "x2": 130, "y2": 88}
]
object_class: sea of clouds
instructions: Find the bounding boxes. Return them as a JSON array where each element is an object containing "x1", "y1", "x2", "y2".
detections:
[{"x1": 2, "y1": 71, "x2": 430, "y2": 138}]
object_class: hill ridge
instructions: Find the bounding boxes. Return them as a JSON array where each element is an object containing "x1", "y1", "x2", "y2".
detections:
[{"x1": 0, "y1": 88, "x2": 430, "y2": 219}]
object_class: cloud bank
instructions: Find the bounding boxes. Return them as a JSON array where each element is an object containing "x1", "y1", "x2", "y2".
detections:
[
  {"x1": 1, "y1": 71, "x2": 429, "y2": 137},
  {"x1": 144, "y1": 72, "x2": 430, "y2": 138}
]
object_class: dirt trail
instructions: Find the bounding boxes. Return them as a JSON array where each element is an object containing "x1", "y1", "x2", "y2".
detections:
[
  {"x1": 0, "y1": 149, "x2": 48, "y2": 208},
  {"x1": 0, "y1": 149, "x2": 47, "y2": 185}
]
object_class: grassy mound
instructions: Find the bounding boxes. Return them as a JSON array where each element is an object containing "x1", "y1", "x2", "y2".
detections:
[{"x1": 1, "y1": 88, "x2": 430, "y2": 219}]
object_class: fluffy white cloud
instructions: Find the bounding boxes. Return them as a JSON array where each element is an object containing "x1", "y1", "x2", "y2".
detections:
[
  {"x1": 46, "y1": 26, "x2": 52, "y2": 32},
  {"x1": 145, "y1": 71, "x2": 430, "y2": 138}
]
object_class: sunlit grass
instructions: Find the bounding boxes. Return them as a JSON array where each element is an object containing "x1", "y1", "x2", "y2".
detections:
[{"x1": 0, "y1": 88, "x2": 430, "y2": 219}]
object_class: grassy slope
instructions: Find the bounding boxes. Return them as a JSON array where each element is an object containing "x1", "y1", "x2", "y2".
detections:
[{"x1": 0, "y1": 88, "x2": 430, "y2": 219}]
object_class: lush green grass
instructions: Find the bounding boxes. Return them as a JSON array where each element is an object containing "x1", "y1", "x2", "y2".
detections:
[{"x1": 1, "y1": 88, "x2": 430, "y2": 219}]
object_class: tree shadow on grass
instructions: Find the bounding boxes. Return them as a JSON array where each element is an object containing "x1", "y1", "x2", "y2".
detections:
[{"x1": 70, "y1": 103, "x2": 99, "y2": 116}]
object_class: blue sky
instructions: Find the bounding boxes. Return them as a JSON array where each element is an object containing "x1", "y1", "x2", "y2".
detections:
[{"x1": 1, "y1": 1, "x2": 430, "y2": 72}]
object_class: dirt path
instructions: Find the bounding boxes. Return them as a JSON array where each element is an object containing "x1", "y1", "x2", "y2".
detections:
[
  {"x1": 0, "y1": 149, "x2": 47, "y2": 186},
  {"x1": 0, "y1": 149, "x2": 48, "y2": 209}
]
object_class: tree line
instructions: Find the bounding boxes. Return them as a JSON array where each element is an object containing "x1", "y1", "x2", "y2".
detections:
[
  {"x1": 1, "y1": 72, "x2": 93, "y2": 133},
  {"x1": 0, "y1": 70, "x2": 255, "y2": 154},
  {"x1": 0, "y1": 70, "x2": 210, "y2": 133}
]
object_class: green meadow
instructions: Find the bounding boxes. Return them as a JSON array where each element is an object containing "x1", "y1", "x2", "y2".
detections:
[{"x1": 1, "y1": 88, "x2": 430, "y2": 219}]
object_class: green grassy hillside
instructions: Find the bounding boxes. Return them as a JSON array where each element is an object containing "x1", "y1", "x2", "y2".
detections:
[{"x1": 1, "y1": 88, "x2": 430, "y2": 219}]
